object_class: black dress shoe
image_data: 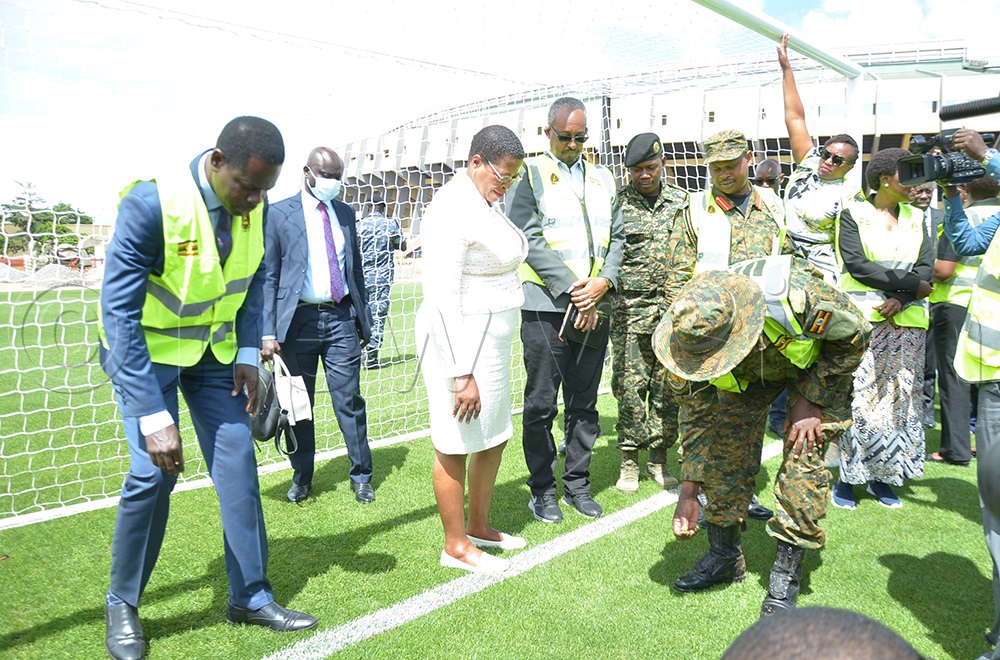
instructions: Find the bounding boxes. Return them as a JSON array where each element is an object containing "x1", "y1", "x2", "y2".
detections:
[
  {"x1": 352, "y1": 482, "x2": 375, "y2": 503},
  {"x1": 747, "y1": 495, "x2": 774, "y2": 521},
  {"x1": 227, "y1": 601, "x2": 318, "y2": 632},
  {"x1": 106, "y1": 602, "x2": 145, "y2": 660},
  {"x1": 287, "y1": 483, "x2": 311, "y2": 503}
]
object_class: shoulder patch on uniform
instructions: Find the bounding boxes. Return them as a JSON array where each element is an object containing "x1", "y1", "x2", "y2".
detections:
[
  {"x1": 803, "y1": 301, "x2": 857, "y2": 340},
  {"x1": 807, "y1": 309, "x2": 832, "y2": 335}
]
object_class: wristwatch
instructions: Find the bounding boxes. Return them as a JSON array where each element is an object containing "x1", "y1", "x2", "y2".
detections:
[{"x1": 982, "y1": 148, "x2": 999, "y2": 168}]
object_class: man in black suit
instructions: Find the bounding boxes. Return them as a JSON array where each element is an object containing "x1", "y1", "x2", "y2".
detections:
[{"x1": 262, "y1": 147, "x2": 375, "y2": 504}]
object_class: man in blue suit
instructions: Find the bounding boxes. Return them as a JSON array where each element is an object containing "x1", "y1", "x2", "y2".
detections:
[
  {"x1": 99, "y1": 117, "x2": 317, "y2": 660},
  {"x1": 262, "y1": 146, "x2": 375, "y2": 504}
]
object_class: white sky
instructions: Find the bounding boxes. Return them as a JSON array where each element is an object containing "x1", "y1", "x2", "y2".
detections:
[{"x1": 1, "y1": 0, "x2": 998, "y2": 222}]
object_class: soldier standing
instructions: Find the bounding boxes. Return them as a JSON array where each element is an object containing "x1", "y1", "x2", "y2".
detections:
[
  {"x1": 611, "y1": 133, "x2": 687, "y2": 492},
  {"x1": 654, "y1": 256, "x2": 870, "y2": 616}
]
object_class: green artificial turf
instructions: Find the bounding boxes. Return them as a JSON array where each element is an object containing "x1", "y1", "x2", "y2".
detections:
[{"x1": 0, "y1": 406, "x2": 993, "y2": 660}]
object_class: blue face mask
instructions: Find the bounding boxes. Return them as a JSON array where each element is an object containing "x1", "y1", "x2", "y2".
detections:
[{"x1": 308, "y1": 168, "x2": 342, "y2": 202}]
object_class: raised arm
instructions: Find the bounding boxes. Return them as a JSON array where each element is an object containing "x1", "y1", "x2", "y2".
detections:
[{"x1": 778, "y1": 34, "x2": 814, "y2": 165}]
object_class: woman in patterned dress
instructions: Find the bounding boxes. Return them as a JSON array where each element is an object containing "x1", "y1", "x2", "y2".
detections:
[{"x1": 833, "y1": 148, "x2": 934, "y2": 509}]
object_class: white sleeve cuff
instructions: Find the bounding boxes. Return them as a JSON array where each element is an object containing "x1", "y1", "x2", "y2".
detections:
[
  {"x1": 237, "y1": 347, "x2": 260, "y2": 366},
  {"x1": 139, "y1": 410, "x2": 175, "y2": 436}
]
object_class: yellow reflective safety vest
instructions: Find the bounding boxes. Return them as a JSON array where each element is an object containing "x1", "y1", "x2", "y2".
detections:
[
  {"x1": 689, "y1": 187, "x2": 786, "y2": 274},
  {"x1": 711, "y1": 255, "x2": 821, "y2": 392},
  {"x1": 99, "y1": 172, "x2": 265, "y2": 367},
  {"x1": 929, "y1": 205, "x2": 993, "y2": 307},
  {"x1": 955, "y1": 224, "x2": 1000, "y2": 383},
  {"x1": 836, "y1": 199, "x2": 928, "y2": 329},
  {"x1": 519, "y1": 154, "x2": 616, "y2": 284}
]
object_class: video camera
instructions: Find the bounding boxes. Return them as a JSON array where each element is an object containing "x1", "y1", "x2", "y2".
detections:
[
  {"x1": 898, "y1": 129, "x2": 996, "y2": 186},
  {"x1": 897, "y1": 94, "x2": 1000, "y2": 186}
]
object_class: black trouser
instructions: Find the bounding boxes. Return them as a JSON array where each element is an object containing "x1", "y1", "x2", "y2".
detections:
[
  {"x1": 924, "y1": 308, "x2": 938, "y2": 422},
  {"x1": 933, "y1": 302, "x2": 973, "y2": 463},
  {"x1": 520, "y1": 310, "x2": 608, "y2": 497}
]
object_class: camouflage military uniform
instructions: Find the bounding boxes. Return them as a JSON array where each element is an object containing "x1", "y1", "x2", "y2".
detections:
[
  {"x1": 662, "y1": 185, "x2": 796, "y2": 303},
  {"x1": 611, "y1": 181, "x2": 688, "y2": 454},
  {"x1": 357, "y1": 209, "x2": 402, "y2": 364},
  {"x1": 675, "y1": 261, "x2": 869, "y2": 549}
]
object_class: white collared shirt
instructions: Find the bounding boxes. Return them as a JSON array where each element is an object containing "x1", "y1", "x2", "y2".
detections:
[
  {"x1": 299, "y1": 189, "x2": 350, "y2": 303},
  {"x1": 550, "y1": 151, "x2": 585, "y2": 199}
]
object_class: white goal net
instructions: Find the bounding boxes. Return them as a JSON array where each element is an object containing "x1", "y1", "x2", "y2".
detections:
[{"x1": 2, "y1": 0, "x2": 948, "y2": 526}]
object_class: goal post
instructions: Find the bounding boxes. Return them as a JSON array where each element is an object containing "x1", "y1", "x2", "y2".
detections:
[{"x1": 2, "y1": 0, "x2": 960, "y2": 528}]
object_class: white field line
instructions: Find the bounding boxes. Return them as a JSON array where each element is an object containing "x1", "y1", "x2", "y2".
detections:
[{"x1": 262, "y1": 440, "x2": 784, "y2": 660}]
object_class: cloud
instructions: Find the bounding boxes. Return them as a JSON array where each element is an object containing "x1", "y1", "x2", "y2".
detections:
[{"x1": 799, "y1": 0, "x2": 1000, "y2": 50}]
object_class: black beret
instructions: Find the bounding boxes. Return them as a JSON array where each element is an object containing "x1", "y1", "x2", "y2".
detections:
[{"x1": 624, "y1": 132, "x2": 663, "y2": 167}]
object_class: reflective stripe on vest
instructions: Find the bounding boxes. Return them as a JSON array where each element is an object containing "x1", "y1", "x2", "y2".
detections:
[
  {"x1": 956, "y1": 231, "x2": 1000, "y2": 383},
  {"x1": 711, "y1": 255, "x2": 820, "y2": 392},
  {"x1": 930, "y1": 204, "x2": 992, "y2": 306},
  {"x1": 837, "y1": 200, "x2": 928, "y2": 329},
  {"x1": 98, "y1": 172, "x2": 265, "y2": 367},
  {"x1": 689, "y1": 187, "x2": 786, "y2": 274},
  {"x1": 518, "y1": 155, "x2": 615, "y2": 285}
]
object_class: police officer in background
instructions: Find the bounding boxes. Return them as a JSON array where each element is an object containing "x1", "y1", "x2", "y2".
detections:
[
  {"x1": 654, "y1": 255, "x2": 870, "y2": 617},
  {"x1": 611, "y1": 133, "x2": 687, "y2": 493},
  {"x1": 358, "y1": 194, "x2": 402, "y2": 369}
]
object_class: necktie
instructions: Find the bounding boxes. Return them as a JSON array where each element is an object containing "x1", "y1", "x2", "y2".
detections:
[
  {"x1": 318, "y1": 202, "x2": 345, "y2": 303},
  {"x1": 216, "y1": 210, "x2": 233, "y2": 266}
]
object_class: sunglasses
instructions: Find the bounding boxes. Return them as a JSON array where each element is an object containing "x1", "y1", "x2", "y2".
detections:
[
  {"x1": 754, "y1": 177, "x2": 778, "y2": 186},
  {"x1": 549, "y1": 127, "x2": 589, "y2": 144},
  {"x1": 486, "y1": 159, "x2": 521, "y2": 187},
  {"x1": 820, "y1": 149, "x2": 853, "y2": 167}
]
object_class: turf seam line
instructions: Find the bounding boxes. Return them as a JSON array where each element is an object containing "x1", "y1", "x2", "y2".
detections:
[{"x1": 262, "y1": 439, "x2": 783, "y2": 659}]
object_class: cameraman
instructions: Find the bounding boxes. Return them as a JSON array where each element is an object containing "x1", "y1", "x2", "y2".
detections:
[
  {"x1": 942, "y1": 127, "x2": 1000, "y2": 660},
  {"x1": 944, "y1": 128, "x2": 1000, "y2": 255}
]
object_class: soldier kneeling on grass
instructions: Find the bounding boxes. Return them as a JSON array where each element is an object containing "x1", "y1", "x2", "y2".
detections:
[{"x1": 653, "y1": 255, "x2": 870, "y2": 616}]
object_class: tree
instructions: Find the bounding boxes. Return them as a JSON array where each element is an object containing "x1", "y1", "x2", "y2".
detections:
[{"x1": 1, "y1": 182, "x2": 95, "y2": 257}]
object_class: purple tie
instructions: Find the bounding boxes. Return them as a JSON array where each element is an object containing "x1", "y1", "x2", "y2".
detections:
[{"x1": 318, "y1": 202, "x2": 345, "y2": 303}]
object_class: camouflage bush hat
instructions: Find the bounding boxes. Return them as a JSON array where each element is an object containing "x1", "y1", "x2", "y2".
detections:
[
  {"x1": 703, "y1": 129, "x2": 749, "y2": 164},
  {"x1": 652, "y1": 270, "x2": 766, "y2": 382}
]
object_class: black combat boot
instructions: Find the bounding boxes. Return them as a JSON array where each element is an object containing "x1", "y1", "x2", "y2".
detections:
[
  {"x1": 674, "y1": 523, "x2": 746, "y2": 592},
  {"x1": 760, "y1": 540, "x2": 805, "y2": 617}
]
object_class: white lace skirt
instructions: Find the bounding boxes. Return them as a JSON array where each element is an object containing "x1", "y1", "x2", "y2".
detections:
[{"x1": 417, "y1": 308, "x2": 517, "y2": 455}]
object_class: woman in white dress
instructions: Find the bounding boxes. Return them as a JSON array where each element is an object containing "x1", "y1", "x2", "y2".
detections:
[{"x1": 417, "y1": 125, "x2": 529, "y2": 573}]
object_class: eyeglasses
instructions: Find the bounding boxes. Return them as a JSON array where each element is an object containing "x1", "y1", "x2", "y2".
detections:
[
  {"x1": 819, "y1": 149, "x2": 854, "y2": 167},
  {"x1": 549, "y1": 126, "x2": 589, "y2": 144},
  {"x1": 486, "y1": 160, "x2": 521, "y2": 187}
]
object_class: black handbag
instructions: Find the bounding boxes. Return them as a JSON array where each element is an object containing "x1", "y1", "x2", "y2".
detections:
[
  {"x1": 559, "y1": 298, "x2": 612, "y2": 349},
  {"x1": 250, "y1": 360, "x2": 298, "y2": 456}
]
